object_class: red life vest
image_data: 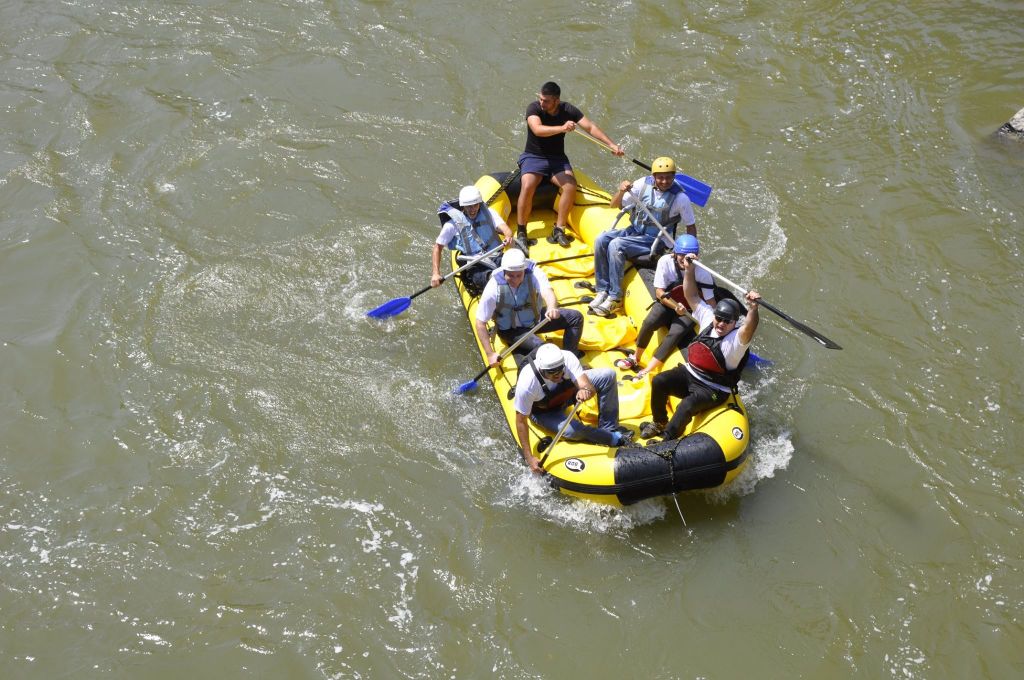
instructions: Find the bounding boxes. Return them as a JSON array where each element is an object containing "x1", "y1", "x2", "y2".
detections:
[
  {"x1": 663, "y1": 262, "x2": 715, "y2": 311},
  {"x1": 685, "y1": 326, "x2": 748, "y2": 391}
]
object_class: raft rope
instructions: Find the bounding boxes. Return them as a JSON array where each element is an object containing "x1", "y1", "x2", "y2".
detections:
[
  {"x1": 649, "y1": 443, "x2": 687, "y2": 526},
  {"x1": 486, "y1": 169, "x2": 522, "y2": 206}
]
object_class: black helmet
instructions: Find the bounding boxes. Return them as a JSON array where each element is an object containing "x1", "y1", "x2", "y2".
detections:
[{"x1": 713, "y1": 298, "x2": 743, "y2": 322}]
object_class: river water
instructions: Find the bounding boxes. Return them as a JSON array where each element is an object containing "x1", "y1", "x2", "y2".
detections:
[{"x1": 1, "y1": 0, "x2": 1021, "y2": 677}]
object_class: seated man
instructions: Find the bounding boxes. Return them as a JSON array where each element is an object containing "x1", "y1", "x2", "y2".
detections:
[
  {"x1": 615, "y1": 234, "x2": 716, "y2": 378},
  {"x1": 432, "y1": 185, "x2": 513, "y2": 296},
  {"x1": 639, "y1": 253, "x2": 761, "y2": 441},
  {"x1": 516, "y1": 81, "x2": 623, "y2": 252},
  {"x1": 589, "y1": 156, "x2": 696, "y2": 317},
  {"x1": 474, "y1": 249, "x2": 584, "y2": 368},
  {"x1": 514, "y1": 343, "x2": 632, "y2": 473}
]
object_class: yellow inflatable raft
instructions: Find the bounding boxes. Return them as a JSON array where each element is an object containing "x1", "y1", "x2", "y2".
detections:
[{"x1": 452, "y1": 170, "x2": 750, "y2": 506}]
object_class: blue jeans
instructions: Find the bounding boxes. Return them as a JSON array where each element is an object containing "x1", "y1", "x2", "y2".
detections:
[
  {"x1": 530, "y1": 368, "x2": 619, "y2": 446},
  {"x1": 593, "y1": 229, "x2": 656, "y2": 299}
]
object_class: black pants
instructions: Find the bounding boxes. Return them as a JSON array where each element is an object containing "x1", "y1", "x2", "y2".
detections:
[
  {"x1": 650, "y1": 365, "x2": 729, "y2": 439},
  {"x1": 497, "y1": 308, "x2": 585, "y2": 367},
  {"x1": 458, "y1": 260, "x2": 499, "y2": 297},
  {"x1": 636, "y1": 304, "x2": 697, "y2": 362}
]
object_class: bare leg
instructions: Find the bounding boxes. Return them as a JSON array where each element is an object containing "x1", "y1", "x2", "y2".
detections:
[
  {"x1": 551, "y1": 171, "x2": 577, "y2": 230},
  {"x1": 517, "y1": 172, "x2": 542, "y2": 228}
]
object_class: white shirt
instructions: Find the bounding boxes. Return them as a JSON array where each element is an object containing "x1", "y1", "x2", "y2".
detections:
[
  {"x1": 621, "y1": 179, "x2": 695, "y2": 227},
  {"x1": 685, "y1": 300, "x2": 751, "y2": 391},
  {"x1": 513, "y1": 350, "x2": 585, "y2": 416},
  {"x1": 653, "y1": 253, "x2": 715, "y2": 302},
  {"x1": 475, "y1": 265, "x2": 552, "y2": 323},
  {"x1": 435, "y1": 207, "x2": 507, "y2": 246}
]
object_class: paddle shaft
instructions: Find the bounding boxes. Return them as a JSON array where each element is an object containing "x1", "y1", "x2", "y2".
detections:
[
  {"x1": 538, "y1": 400, "x2": 584, "y2": 468},
  {"x1": 691, "y1": 260, "x2": 843, "y2": 350},
  {"x1": 624, "y1": 183, "x2": 678, "y2": 252},
  {"x1": 535, "y1": 253, "x2": 591, "y2": 266},
  {"x1": 573, "y1": 128, "x2": 648, "y2": 170},
  {"x1": 405, "y1": 243, "x2": 505, "y2": 304},
  {"x1": 467, "y1": 316, "x2": 550, "y2": 383}
]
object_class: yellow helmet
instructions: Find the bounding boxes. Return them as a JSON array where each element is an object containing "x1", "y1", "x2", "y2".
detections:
[{"x1": 651, "y1": 156, "x2": 676, "y2": 174}]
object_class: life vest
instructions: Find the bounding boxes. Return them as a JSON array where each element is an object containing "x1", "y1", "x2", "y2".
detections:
[
  {"x1": 527, "y1": 358, "x2": 577, "y2": 413},
  {"x1": 685, "y1": 325, "x2": 749, "y2": 391},
  {"x1": 437, "y1": 202, "x2": 501, "y2": 257},
  {"x1": 664, "y1": 262, "x2": 716, "y2": 311},
  {"x1": 493, "y1": 264, "x2": 540, "y2": 330},
  {"x1": 627, "y1": 177, "x2": 683, "y2": 240}
]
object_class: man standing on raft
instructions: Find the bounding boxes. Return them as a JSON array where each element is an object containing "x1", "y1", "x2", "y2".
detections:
[{"x1": 516, "y1": 81, "x2": 623, "y2": 251}]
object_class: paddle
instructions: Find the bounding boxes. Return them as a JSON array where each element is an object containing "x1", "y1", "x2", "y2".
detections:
[
  {"x1": 367, "y1": 170, "x2": 521, "y2": 320},
  {"x1": 454, "y1": 317, "x2": 550, "y2": 394},
  {"x1": 538, "y1": 400, "x2": 584, "y2": 469},
  {"x1": 647, "y1": 286, "x2": 773, "y2": 367},
  {"x1": 691, "y1": 260, "x2": 843, "y2": 350},
  {"x1": 366, "y1": 243, "x2": 504, "y2": 319},
  {"x1": 535, "y1": 253, "x2": 592, "y2": 266},
  {"x1": 572, "y1": 129, "x2": 713, "y2": 207}
]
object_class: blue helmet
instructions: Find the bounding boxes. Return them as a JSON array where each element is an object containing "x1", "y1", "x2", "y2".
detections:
[{"x1": 673, "y1": 234, "x2": 700, "y2": 255}]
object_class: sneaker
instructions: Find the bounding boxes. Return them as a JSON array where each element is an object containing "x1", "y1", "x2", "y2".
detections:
[
  {"x1": 547, "y1": 227, "x2": 572, "y2": 248},
  {"x1": 614, "y1": 354, "x2": 640, "y2": 371},
  {"x1": 593, "y1": 296, "x2": 621, "y2": 317},
  {"x1": 639, "y1": 421, "x2": 665, "y2": 439},
  {"x1": 613, "y1": 429, "x2": 635, "y2": 447},
  {"x1": 587, "y1": 291, "x2": 608, "y2": 312},
  {"x1": 515, "y1": 227, "x2": 530, "y2": 253}
]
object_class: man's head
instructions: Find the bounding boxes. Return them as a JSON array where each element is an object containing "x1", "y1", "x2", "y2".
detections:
[
  {"x1": 459, "y1": 185, "x2": 483, "y2": 217},
  {"x1": 500, "y1": 248, "x2": 528, "y2": 284},
  {"x1": 712, "y1": 298, "x2": 743, "y2": 332},
  {"x1": 651, "y1": 156, "x2": 677, "y2": 191},
  {"x1": 673, "y1": 234, "x2": 700, "y2": 264},
  {"x1": 535, "y1": 343, "x2": 565, "y2": 380},
  {"x1": 537, "y1": 81, "x2": 561, "y2": 114}
]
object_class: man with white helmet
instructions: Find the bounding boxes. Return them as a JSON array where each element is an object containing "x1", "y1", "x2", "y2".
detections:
[
  {"x1": 474, "y1": 249, "x2": 584, "y2": 367},
  {"x1": 432, "y1": 185, "x2": 513, "y2": 296},
  {"x1": 589, "y1": 157, "x2": 697, "y2": 317},
  {"x1": 514, "y1": 343, "x2": 632, "y2": 473}
]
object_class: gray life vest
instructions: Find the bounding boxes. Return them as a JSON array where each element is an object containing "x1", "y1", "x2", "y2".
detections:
[
  {"x1": 493, "y1": 264, "x2": 540, "y2": 331},
  {"x1": 442, "y1": 206, "x2": 501, "y2": 258}
]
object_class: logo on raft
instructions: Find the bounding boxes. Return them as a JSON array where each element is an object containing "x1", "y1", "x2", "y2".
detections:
[
  {"x1": 732, "y1": 427, "x2": 745, "y2": 441},
  {"x1": 564, "y1": 458, "x2": 586, "y2": 472}
]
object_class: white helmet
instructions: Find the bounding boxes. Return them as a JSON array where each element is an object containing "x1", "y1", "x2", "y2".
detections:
[
  {"x1": 500, "y1": 248, "x2": 527, "y2": 272},
  {"x1": 458, "y1": 185, "x2": 483, "y2": 206},
  {"x1": 535, "y1": 343, "x2": 565, "y2": 371}
]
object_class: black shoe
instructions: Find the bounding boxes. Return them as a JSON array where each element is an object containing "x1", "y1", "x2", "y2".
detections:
[
  {"x1": 639, "y1": 421, "x2": 665, "y2": 439},
  {"x1": 614, "y1": 430, "x2": 635, "y2": 447},
  {"x1": 515, "y1": 228, "x2": 530, "y2": 253},
  {"x1": 547, "y1": 227, "x2": 571, "y2": 248}
]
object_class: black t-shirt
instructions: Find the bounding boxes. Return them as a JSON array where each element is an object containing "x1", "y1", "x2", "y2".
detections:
[{"x1": 523, "y1": 100, "x2": 584, "y2": 158}]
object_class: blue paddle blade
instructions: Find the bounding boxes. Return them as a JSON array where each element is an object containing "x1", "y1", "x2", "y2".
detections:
[
  {"x1": 675, "y1": 173, "x2": 712, "y2": 207},
  {"x1": 366, "y1": 297, "x2": 411, "y2": 319},
  {"x1": 454, "y1": 379, "x2": 478, "y2": 395},
  {"x1": 748, "y1": 352, "x2": 773, "y2": 367}
]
